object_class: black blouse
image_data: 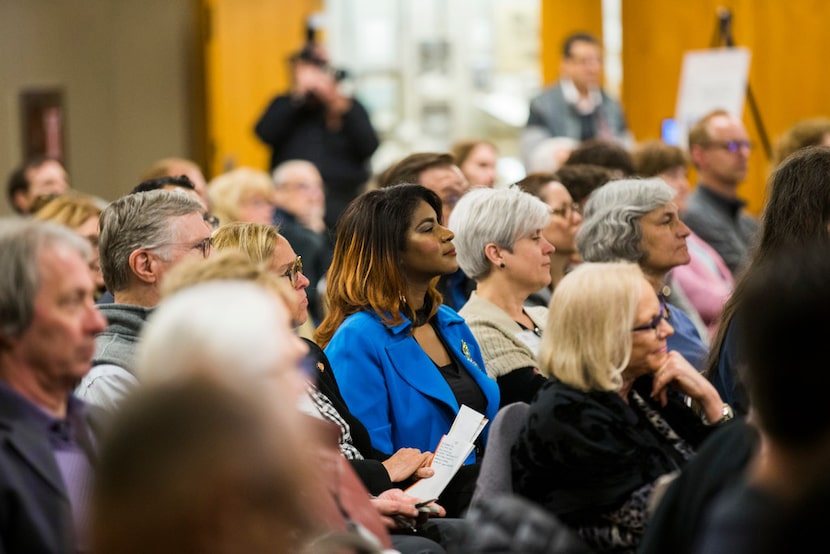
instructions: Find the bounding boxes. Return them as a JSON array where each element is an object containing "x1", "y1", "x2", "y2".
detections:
[{"x1": 431, "y1": 320, "x2": 487, "y2": 416}]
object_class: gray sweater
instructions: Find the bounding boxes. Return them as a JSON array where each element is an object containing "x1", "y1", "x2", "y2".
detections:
[{"x1": 76, "y1": 304, "x2": 154, "y2": 413}]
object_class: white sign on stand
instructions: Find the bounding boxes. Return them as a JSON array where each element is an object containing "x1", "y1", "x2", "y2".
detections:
[{"x1": 674, "y1": 47, "x2": 751, "y2": 149}]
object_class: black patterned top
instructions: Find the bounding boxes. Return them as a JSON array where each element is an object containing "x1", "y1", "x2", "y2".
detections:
[{"x1": 511, "y1": 374, "x2": 714, "y2": 553}]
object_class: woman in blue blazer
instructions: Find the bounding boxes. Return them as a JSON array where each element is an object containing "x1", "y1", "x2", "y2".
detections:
[{"x1": 315, "y1": 184, "x2": 500, "y2": 514}]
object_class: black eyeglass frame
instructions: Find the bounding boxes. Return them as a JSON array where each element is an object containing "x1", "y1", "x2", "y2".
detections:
[
  {"x1": 631, "y1": 301, "x2": 669, "y2": 333},
  {"x1": 701, "y1": 140, "x2": 753, "y2": 153}
]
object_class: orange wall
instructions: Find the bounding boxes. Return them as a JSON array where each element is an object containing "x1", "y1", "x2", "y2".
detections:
[
  {"x1": 540, "y1": 0, "x2": 603, "y2": 85},
  {"x1": 622, "y1": 0, "x2": 830, "y2": 216},
  {"x1": 202, "y1": 0, "x2": 322, "y2": 179}
]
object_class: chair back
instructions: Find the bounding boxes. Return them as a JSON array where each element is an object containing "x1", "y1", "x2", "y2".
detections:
[{"x1": 468, "y1": 401, "x2": 529, "y2": 511}]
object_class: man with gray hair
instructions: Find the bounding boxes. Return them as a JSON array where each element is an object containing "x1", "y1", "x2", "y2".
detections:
[
  {"x1": 0, "y1": 218, "x2": 107, "y2": 552},
  {"x1": 75, "y1": 189, "x2": 210, "y2": 413}
]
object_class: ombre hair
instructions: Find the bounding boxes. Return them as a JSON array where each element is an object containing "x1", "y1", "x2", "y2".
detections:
[
  {"x1": 539, "y1": 261, "x2": 643, "y2": 392},
  {"x1": 315, "y1": 184, "x2": 444, "y2": 347}
]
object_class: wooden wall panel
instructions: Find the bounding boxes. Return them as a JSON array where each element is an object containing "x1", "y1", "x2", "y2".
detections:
[
  {"x1": 622, "y1": 0, "x2": 830, "y2": 216},
  {"x1": 203, "y1": 0, "x2": 322, "y2": 179},
  {"x1": 540, "y1": 0, "x2": 603, "y2": 85}
]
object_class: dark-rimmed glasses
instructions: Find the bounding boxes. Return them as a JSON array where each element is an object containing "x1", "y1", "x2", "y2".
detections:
[
  {"x1": 282, "y1": 256, "x2": 303, "y2": 287},
  {"x1": 632, "y1": 302, "x2": 669, "y2": 335},
  {"x1": 703, "y1": 140, "x2": 753, "y2": 153}
]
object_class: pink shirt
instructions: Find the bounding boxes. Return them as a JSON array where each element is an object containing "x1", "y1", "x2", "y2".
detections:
[{"x1": 670, "y1": 231, "x2": 734, "y2": 339}]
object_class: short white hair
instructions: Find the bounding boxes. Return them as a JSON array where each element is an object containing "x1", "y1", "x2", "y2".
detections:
[
  {"x1": 135, "y1": 281, "x2": 301, "y2": 387},
  {"x1": 449, "y1": 186, "x2": 550, "y2": 281},
  {"x1": 271, "y1": 159, "x2": 322, "y2": 188}
]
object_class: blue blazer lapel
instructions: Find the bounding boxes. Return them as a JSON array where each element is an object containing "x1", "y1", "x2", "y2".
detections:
[{"x1": 386, "y1": 338, "x2": 459, "y2": 410}]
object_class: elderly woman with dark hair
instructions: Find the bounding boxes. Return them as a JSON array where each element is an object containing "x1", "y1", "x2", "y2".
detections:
[
  {"x1": 576, "y1": 178, "x2": 709, "y2": 370},
  {"x1": 449, "y1": 186, "x2": 555, "y2": 405},
  {"x1": 511, "y1": 261, "x2": 729, "y2": 553}
]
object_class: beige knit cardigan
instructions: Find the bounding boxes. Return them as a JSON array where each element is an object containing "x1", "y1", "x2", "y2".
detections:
[{"x1": 458, "y1": 291, "x2": 548, "y2": 379}]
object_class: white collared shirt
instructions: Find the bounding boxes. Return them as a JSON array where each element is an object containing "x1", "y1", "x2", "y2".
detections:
[{"x1": 560, "y1": 78, "x2": 603, "y2": 115}]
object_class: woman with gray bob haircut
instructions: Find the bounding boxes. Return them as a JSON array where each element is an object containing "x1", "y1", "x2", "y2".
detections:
[
  {"x1": 449, "y1": 186, "x2": 554, "y2": 406},
  {"x1": 576, "y1": 178, "x2": 709, "y2": 370},
  {"x1": 577, "y1": 178, "x2": 674, "y2": 264}
]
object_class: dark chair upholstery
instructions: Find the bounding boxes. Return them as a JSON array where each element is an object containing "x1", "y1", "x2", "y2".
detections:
[{"x1": 468, "y1": 401, "x2": 529, "y2": 511}]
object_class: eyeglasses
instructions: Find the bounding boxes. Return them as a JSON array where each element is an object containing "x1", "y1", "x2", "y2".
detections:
[
  {"x1": 550, "y1": 202, "x2": 581, "y2": 219},
  {"x1": 703, "y1": 140, "x2": 753, "y2": 153},
  {"x1": 151, "y1": 236, "x2": 213, "y2": 259},
  {"x1": 191, "y1": 237, "x2": 213, "y2": 258},
  {"x1": 281, "y1": 256, "x2": 303, "y2": 287},
  {"x1": 631, "y1": 302, "x2": 669, "y2": 335}
]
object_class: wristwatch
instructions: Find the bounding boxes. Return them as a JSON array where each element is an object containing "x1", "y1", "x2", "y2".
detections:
[{"x1": 703, "y1": 403, "x2": 734, "y2": 425}]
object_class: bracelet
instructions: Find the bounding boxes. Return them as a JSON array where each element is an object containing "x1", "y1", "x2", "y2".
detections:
[{"x1": 702, "y1": 403, "x2": 734, "y2": 425}]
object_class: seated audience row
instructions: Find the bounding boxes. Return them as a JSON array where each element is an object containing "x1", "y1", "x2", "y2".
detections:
[{"x1": 6, "y1": 109, "x2": 830, "y2": 553}]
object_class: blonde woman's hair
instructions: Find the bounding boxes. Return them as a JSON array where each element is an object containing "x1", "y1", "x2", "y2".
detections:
[
  {"x1": 211, "y1": 221, "x2": 280, "y2": 264},
  {"x1": 159, "y1": 249, "x2": 293, "y2": 309},
  {"x1": 207, "y1": 167, "x2": 273, "y2": 225},
  {"x1": 539, "y1": 261, "x2": 642, "y2": 392},
  {"x1": 32, "y1": 192, "x2": 102, "y2": 230}
]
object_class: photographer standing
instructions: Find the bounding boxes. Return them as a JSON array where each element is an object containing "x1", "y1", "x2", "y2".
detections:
[{"x1": 255, "y1": 41, "x2": 379, "y2": 231}]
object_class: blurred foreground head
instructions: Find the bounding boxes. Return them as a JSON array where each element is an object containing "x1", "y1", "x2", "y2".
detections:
[{"x1": 90, "y1": 375, "x2": 315, "y2": 554}]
